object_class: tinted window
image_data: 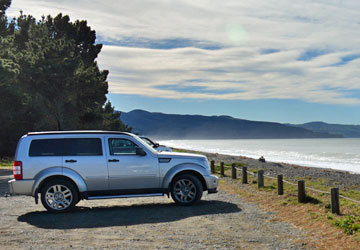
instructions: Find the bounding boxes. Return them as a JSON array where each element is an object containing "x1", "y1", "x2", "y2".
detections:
[
  {"x1": 63, "y1": 138, "x2": 103, "y2": 156},
  {"x1": 29, "y1": 139, "x2": 63, "y2": 156},
  {"x1": 109, "y1": 138, "x2": 137, "y2": 155}
]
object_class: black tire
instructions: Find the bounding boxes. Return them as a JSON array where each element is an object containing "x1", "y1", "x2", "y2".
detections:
[
  {"x1": 40, "y1": 179, "x2": 78, "y2": 213},
  {"x1": 170, "y1": 174, "x2": 203, "y2": 206}
]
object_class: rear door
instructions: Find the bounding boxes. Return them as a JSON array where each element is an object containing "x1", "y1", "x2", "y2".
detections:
[
  {"x1": 62, "y1": 137, "x2": 108, "y2": 191},
  {"x1": 106, "y1": 136, "x2": 160, "y2": 191},
  {"x1": 26, "y1": 138, "x2": 63, "y2": 178}
]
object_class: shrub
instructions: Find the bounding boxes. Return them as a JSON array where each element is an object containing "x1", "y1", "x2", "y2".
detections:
[{"x1": 334, "y1": 216, "x2": 360, "y2": 235}]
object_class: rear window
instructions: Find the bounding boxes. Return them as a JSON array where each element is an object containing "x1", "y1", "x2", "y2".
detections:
[
  {"x1": 63, "y1": 138, "x2": 102, "y2": 156},
  {"x1": 29, "y1": 139, "x2": 63, "y2": 156},
  {"x1": 29, "y1": 138, "x2": 103, "y2": 156}
]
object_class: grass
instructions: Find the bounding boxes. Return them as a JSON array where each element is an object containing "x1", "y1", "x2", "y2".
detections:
[
  {"x1": 0, "y1": 157, "x2": 13, "y2": 168},
  {"x1": 334, "y1": 216, "x2": 360, "y2": 235},
  {"x1": 172, "y1": 148, "x2": 205, "y2": 155},
  {"x1": 219, "y1": 176, "x2": 360, "y2": 250},
  {"x1": 196, "y1": 158, "x2": 360, "y2": 249}
]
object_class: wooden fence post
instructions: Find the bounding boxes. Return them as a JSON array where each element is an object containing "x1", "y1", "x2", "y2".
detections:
[
  {"x1": 258, "y1": 170, "x2": 264, "y2": 188},
  {"x1": 210, "y1": 160, "x2": 215, "y2": 174},
  {"x1": 242, "y1": 166, "x2": 248, "y2": 184},
  {"x1": 298, "y1": 180, "x2": 306, "y2": 203},
  {"x1": 277, "y1": 175, "x2": 284, "y2": 195},
  {"x1": 220, "y1": 162, "x2": 225, "y2": 176},
  {"x1": 231, "y1": 163, "x2": 237, "y2": 179},
  {"x1": 331, "y1": 187, "x2": 340, "y2": 215}
]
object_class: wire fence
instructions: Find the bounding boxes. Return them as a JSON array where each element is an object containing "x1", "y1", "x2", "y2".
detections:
[
  {"x1": 232, "y1": 165, "x2": 360, "y2": 204},
  {"x1": 339, "y1": 195, "x2": 360, "y2": 204}
]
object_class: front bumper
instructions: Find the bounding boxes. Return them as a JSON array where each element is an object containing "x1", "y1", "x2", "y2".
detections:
[
  {"x1": 204, "y1": 174, "x2": 218, "y2": 193},
  {"x1": 8, "y1": 179, "x2": 34, "y2": 196}
]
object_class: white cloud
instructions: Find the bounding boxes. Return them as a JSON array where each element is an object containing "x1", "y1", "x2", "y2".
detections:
[
  {"x1": 7, "y1": 0, "x2": 360, "y2": 105},
  {"x1": 99, "y1": 45, "x2": 360, "y2": 104}
]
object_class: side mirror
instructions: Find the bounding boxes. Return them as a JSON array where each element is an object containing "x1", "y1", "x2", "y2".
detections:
[
  {"x1": 153, "y1": 143, "x2": 160, "y2": 148},
  {"x1": 136, "y1": 147, "x2": 147, "y2": 156}
]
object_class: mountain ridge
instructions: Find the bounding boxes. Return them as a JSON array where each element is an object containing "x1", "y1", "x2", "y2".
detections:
[
  {"x1": 290, "y1": 121, "x2": 360, "y2": 138},
  {"x1": 120, "y1": 109, "x2": 346, "y2": 139}
]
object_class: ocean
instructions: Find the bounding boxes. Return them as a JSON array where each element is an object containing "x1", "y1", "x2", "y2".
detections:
[{"x1": 158, "y1": 138, "x2": 360, "y2": 174}]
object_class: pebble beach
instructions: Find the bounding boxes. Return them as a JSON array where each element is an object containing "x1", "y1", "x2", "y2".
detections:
[{"x1": 180, "y1": 149, "x2": 360, "y2": 188}]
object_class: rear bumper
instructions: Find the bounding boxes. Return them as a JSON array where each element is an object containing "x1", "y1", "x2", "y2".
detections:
[
  {"x1": 8, "y1": 179, "x2": 34, "y2": 196},
  {"x1": 204, "y1": 174, "x2": 218, "y2": 193}
]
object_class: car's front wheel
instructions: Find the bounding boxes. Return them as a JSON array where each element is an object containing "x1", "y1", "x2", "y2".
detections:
[
  {"x1": 171, "y1": 174, "x2": 203, "y2": 206},
  {"x1": 40, "y1": 179, "x2": 78, "y2": 213}
]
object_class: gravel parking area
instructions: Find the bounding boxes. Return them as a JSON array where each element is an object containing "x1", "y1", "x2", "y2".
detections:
[{"x1": 0, "y1": 169, "x2": 312, "y2": 249}]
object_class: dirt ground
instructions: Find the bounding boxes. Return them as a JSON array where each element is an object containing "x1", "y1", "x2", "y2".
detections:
[{"x1": 0, "y1": 169, "x2": 313, "y2": 250}]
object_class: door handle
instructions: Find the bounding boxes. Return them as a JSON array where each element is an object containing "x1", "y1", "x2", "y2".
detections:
[
  {"x1": 65, "y1": 159, "x2": 77, "y2": 163},
  {"x1": 108, "y1": 159, "x2": 119, "y2": 162}
]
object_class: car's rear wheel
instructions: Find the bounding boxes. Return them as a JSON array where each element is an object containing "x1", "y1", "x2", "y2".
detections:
[
  {"x1": 171, "y1": 174, "x2": 203, "y2": 206},
  {"x1": 40, "y1": 179, "x2": 78, "y2": 213}
]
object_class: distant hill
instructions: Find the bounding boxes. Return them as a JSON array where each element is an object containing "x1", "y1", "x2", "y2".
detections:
[
  {"x1": 121, "y1": 110, "x2": 342, "y2": 139},
  {"x1": 291, "y1": 122, "x2": 360, "y2": 138}
]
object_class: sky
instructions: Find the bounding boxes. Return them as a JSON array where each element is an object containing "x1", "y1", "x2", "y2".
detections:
[{"x1": 7, "y1": 0, "x2": 360, "y2": 125}]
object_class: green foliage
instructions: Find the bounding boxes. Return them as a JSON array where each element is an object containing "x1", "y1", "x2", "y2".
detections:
[
  {"x1": 334, "y1": 216, "x2": 360, "y2": 235},
  {"x1": 326, "y1": 213, "x2": 334, "y2": 220},
  {"x1": 0, "y1": 157, "x2": 12, "y2": 167},
  {"x1": 101, "y1": 102, "x2": 131, "y2": 131},
  {"x1": 0, "y1": 0, "x2": 14, "y2": 36},
  {"x1": 280, "y1": 200, "x2": 288, "y2": 206},
  {"x1": 172, "y1": 149, "x2": 202, "y2": 154},
  {"x1": 0, "y1": 0, "x2": 11, "y2": 12},
  {"x1": 0, "y1": 1, "x2": 130, "y2": 156}
]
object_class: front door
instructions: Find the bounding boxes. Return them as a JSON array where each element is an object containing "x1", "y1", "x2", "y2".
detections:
[{"x1": 106, "y1": 137, "x2": 160, "y2": 191}]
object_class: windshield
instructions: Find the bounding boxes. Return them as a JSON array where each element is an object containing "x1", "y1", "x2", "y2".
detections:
[
  {"x1": 133, "y1": 134, "x2": 158, "y2": 154},
  {"x1": 140, "y1": 137, "x2": 154, "y2": 147}
]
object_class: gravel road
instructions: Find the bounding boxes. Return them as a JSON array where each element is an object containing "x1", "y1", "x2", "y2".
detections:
[{"x1": 0, "y1": 169, "x2": 312, "y2": 250}]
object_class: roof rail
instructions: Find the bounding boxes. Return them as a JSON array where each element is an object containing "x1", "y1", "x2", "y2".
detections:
[{"x1": 27, "y1": 130, "x2": 131, "y2": 136}]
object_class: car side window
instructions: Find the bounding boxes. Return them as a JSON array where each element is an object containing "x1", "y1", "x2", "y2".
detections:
[
  {"x1": 29, "y1": 139, "x2": 63, "y2": 156},
  {"x1": 63, "y1": 138, "x2": 103, "y2": 156},
  {"x1": 109, "y1": 138, "x2": 138, "y2": 155}
]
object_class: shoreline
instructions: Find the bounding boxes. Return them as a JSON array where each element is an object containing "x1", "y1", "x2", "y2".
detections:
[
  {"x1": 174, "y1": 148, "x2": 360, "y2": 188},
  {"x1": 159, "y1": 138, "x2": 360, "y2": 174}
]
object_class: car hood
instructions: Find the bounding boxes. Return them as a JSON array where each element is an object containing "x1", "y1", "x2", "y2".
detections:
[{"x1": 157, "y1": 151, "x2": 206, "y2": 160}]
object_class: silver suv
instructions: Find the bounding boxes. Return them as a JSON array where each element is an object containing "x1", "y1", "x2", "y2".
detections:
[{"x1": 8, "y1": 131, "x2": 218, "y2": 212}]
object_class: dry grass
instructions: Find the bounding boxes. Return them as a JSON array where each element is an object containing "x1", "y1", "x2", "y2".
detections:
[{"x1": 218, "y1": 170, "x2": 360, "y2": 250}]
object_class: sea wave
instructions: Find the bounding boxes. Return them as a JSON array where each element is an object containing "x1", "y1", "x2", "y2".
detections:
[{"x1": 159, "y1": 138, "x2": 360, "y2": 173}]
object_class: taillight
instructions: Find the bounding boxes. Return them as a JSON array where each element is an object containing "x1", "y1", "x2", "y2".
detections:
[{"x1": 13, "y1": 161, "x2": 22, "y2": 180}]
